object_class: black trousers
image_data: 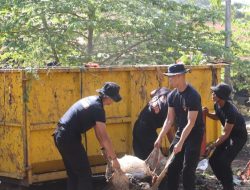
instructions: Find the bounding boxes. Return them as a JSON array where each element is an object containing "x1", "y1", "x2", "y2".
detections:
[
  {"x1": 209, "y1": 132, "x2": 247, "y2": 190},
  {"x1": 53, "y1": 128, "x2": 93, "y2": 190},
  {"x1": 159, "y1": 130, "x2": 203, "y2": 190}
]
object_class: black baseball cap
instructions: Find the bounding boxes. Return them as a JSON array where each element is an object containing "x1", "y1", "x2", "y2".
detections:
[
  {"x1": 97, "y1": 82, "x2": 122, "y2": 102},
  {"x1": 211, "y1": 83, "x2": 232, "y2": 101}
]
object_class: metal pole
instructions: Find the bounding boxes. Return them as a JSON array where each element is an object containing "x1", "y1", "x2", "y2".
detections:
[
  {"x1": 224, "y1": 0, "x2": 232, "y2": 86},
  {"x1": 225, "y1": 0, "x2": 231, "y2": 48}
]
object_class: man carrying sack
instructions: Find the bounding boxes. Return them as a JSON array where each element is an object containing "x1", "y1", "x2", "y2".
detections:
[
  {"x1": 53, "y1": 82, "x2": 122, "y2": 190},
  {"x1": 154, "y1": 63, "x2": 204, "y2": 190}
]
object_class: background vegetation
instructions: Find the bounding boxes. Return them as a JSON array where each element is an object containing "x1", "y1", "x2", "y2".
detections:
[{"x1": 0, "y1": 0, "x2": 249, "y2": 94}]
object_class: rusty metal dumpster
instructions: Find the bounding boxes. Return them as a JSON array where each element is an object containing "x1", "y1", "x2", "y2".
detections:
[{"x1": 0, "y1": 65, "x2": 223, "y2": 186}]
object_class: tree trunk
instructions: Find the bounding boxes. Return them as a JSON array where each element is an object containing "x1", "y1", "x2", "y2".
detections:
[
  {"x1": 41, "y1": 15, "x2": 59, "y2": 63},
  {"x1": 87, "y1": 27, "x2": 93, "y2": 55},
  {"x1": 86, "y1": 5, "x2": 96, "y2": 61}
]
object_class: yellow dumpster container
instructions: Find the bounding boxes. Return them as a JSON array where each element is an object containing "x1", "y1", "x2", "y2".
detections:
[{"x1": 0, "y1": 65, "x2": 223, "y2": 185}]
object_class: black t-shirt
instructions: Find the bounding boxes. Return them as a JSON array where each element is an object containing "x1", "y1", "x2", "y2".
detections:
[
  {"x1": 137, "y1": 100, "x2": 168, "y2": 131},
  {"x1": 168, "y1": 85, "x2": 204, "y2": 137},
  {"x1": 59, "y1": 96, "x2": 106, "y2": 134},
  {"x1": 214, "y1": 101, "x2": 246, "y2": 138}
]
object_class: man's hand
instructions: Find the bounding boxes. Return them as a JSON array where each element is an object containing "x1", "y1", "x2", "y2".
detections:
[
  {"x1": 154, "y1": 136, "x2": 162, "y2": 148},
  {"x1": 204, "y1": 144, "x2": 215, "y2": 158},
  {"x1": 173, "y1": 142, "x2": 183, "y2": 154},
  {"x1": 203, "y1": 107, "x2": 209, "y2": 116},
  {"x1": 111, "y1": 158, "x2": 121, "y2": 171}
]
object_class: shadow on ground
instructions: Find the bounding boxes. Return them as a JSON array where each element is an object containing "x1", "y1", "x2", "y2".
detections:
[{"x1": 0, "y1": 177, "x2": 107, "y2": 190}]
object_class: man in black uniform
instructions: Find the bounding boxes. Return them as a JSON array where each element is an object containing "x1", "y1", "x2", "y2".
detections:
[
  {"x1": 53, "y1": 82, "x2": 122, "y2": 190},
  {"x1": 133, "y1": 87, "x2": 173, "y2": 160},
  {"x1": 203, "y1": 83, "x2": 248, "y2": 190},
  {"x1": 154, "y1": 63, "x2": 204, "y2": 190}
]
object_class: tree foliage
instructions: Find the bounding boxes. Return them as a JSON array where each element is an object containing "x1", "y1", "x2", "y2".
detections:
[
  {"x1": 1, "y1": 0, "x2": 229, "y2": 67},
  {"x1": 231, "y1": 4, "x2": 250, "y2": 94},
  {"x1": 1, "y1": 0, "x2": 249, "y2": 94}
]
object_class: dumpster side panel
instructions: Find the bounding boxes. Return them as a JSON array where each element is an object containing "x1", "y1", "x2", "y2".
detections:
[
  {"x1": 83, "y1": 70, "x2": 132, "y2": 164},
  {"x1": 129, "y1": 69, "x2": 168, "y2": 119},
  {"x1": 0, "y1": 66, "x2": 223, "y2": 184},
  {"x1": 82, "y1": 70, "x2": 130, "y2": 117},
  {"x1": 26, "y1": 71, "x2": 82, "y2": 173},
  {"x1": 0, "y1": 72, "x2": 25, "y2": 179},
  {"x1": 0, "y1": 125, "x2": 25, "y2": 178},
  {"x1": 4, "y1": 72, "x2": 23, "y2": 124},
  {"x1": 0, "y1": 73, "x2": 4, "y2": 122},
  {"x1": 129, "y1": 69, "x2": 171, "y2": 150},
  {"x1": 27, "y1": 66, "x2": 222, "y2": 178},
  {"x1": 84, "y1": 68, "x2": 170, "y2": 165},
  {"x1": 27, "y1": 71, "x2": 81, "y2": 125}
]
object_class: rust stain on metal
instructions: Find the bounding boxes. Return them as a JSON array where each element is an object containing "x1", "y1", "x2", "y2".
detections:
[
  {"x1": 139, "y1": 85, "x2": 147, "y2": 100},
  {"x1": 156, "y1": 67, "x2": 164, "y2": 87},
  {"x1": 138, "y1": 70, "x2": 148, "y2": 101}
]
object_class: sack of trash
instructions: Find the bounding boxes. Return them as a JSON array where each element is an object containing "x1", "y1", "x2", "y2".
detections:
[
  {"x1": 196, "y1": 159, "x2": 209, "y2": 171},
  {"x1": 102, "y1": 148, "x2": 174, "y2": 190}
]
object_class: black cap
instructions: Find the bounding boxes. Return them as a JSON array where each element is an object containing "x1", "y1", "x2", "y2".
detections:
[
  {"x1": 153, "y1": 87, "x2": 171, "y2": 97},
  {"x1": 211, "y1": 83, "x2": 232, "y2": 101},
  {"x1": 150, "y1": 87, "x2": 171, "y2": 98},
  {"x1": 97, "y1": 82, "x2": 122, "y2": 102},
  {"x1": 149, "y1": 87, "x2": 170, "y2": 108},
  {"x1": 163, "y1": 64, "x2": 190, "y2": 76}
]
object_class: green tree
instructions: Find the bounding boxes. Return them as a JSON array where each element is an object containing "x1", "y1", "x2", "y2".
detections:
[{"x1": 0, "y1": 0, "x2": 234, "y2": 67}]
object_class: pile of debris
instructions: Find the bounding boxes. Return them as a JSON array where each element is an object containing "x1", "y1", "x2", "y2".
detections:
[
  {"x1": 194, "y1": 159, "x2": 250, "y2": 190},
  {"x1": 239, "y1": 161, "x2": 250, "y2": 183},
  {"x1": 102, "y1": 148, "x2": 172, "y2": 190}
]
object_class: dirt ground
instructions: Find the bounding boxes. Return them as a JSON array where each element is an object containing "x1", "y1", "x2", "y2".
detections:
[
  {"x1": 189, "y1": 120, "x2": 250, "y2": 190},
  {"x1": 192, "y1": 102, "x2": 250, "y2": 190}
]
